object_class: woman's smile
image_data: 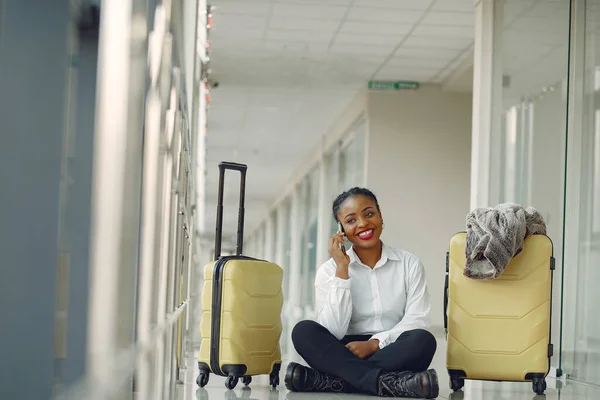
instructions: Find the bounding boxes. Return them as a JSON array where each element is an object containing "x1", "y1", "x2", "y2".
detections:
[{"x1": 357, "y1": 229, "x2": 375, "y2": 240}]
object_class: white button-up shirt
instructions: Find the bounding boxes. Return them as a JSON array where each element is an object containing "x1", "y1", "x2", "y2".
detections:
[{"x1": 314, "y1": 243, "x2": 431, "y2": 349}]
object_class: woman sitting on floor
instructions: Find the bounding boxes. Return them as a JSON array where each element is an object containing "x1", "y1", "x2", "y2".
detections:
[{"x1": 285, "y1": 187, "x2": 439, "y2": 399}]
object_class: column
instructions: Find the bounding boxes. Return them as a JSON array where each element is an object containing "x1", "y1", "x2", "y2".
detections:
[
  {"x1": 470, "y1": 0, "x2": 505, "y2": 209},
  {"x1": 62, "y1": 30, "x2": 99, "y2": 387},
  {"x1": 256, "y1": 224, "x2": 266, "y2": 259},
  {"x1": 316, "y1": 157, "x2": 331, "y2": 266},
  {"x1": 0, "y1": 1, "x2": 71, "y2": 398},
  {"x1": 274, "y1": 205, "x2": 287, "y2": 275},
  {"x1": 86, "y1": 1, "x2": 149, "y2": 397},
  {"x1": 286, "y1": 186, "x2": 303, "y2": 362},
  {"x1": 264, "y1": 213, "x2": 275, "y2": 262}
]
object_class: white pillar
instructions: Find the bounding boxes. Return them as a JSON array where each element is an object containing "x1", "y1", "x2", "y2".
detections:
[
  {"x1": 470, "y1": 0, "x2": 504, "y2": 209},
  {"x1": 87, "y1": 0, "x2": 134, "y2": 381},
  {"x1": 316, "y1": 157, "x2": 331, "y2": 266},
  {"x1": 264, "y1": 212, "x2": 275, "y2": 262},
  {"x1": 288, "y1": 187, "x2": 302, "y2": 311},
  {"x1": 248, "y1": 233, "x2": 257, "y2": 258},
  {"x1": 286, "y1": 186, "x2": 303, "y2": 362},
  {"x1": 256, "y1": 224, "x2": 265, "y2": 259},
  {"x1": 274, "y1": 205, "x2": 287, "y2": 274}
]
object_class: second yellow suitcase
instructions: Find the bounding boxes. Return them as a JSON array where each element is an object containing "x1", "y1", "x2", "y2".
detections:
[
  {"x1": 444, "y1": 232, "x2": 554, "y2": 395},
  {"x1": 197, "y1": 162, "x2": 283, "y2": 390}
]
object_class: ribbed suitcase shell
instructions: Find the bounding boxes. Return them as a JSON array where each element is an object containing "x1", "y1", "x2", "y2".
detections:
[
  {"x1": 446, "y1": 232, "x2": 554, "y2": 386},
  {"x1": 198, "y1": 257, "x2": 283, "y2": 377},
  {"x1": 197, "y1": 161, "x2": 283, "y2": 390}
]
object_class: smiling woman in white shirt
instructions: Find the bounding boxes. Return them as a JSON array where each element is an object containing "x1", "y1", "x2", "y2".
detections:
[{"x1": 284, "y1": 187, "x2": 439, "y2": 399}]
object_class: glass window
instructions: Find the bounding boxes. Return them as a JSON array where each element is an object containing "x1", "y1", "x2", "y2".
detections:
[
  {"x1": 277, "y1": 197, "x2": 292, "y2": 358},
  {"x1": 271, "y1": 210, "x2": 278, "y2": 254},
  {"x1": 492, "y1": 0, "x2": 570, "y2": 210},
  {"x1": 562, "y1": 1, "x2": 600, "y2": 384},
  {"x1": 280, "y1": 198, "x2": 292, "y2": 297},
  {"x1": 245, "y1": 236, "x2": 254, "y2": 258},
  {"x1": 257, "y1": 224, "x2": 266, "y2": 260},
  {"x1": 298, "y1": 167, "x2": 320, "y2": 308},
  {"x1": 340, "y1": 117, "x2": 367, "y2": 191},
  {"x1": 485, "y1": 0, "x2": 571, "y2": 376},
  {"x1": 326, "y1": 116, "x2": 368, "y2": 237},
  {"x1": 326, "y1": 147, "x2": 343, "y2": 237}
]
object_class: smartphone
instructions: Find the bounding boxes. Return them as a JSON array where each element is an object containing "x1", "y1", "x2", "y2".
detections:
[{"x1": 337, "y1": 222, "x2": 345, "y2": 250}]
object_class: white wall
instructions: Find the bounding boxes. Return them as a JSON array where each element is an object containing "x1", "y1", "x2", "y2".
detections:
[
  {"x1": 244, "y1": 83, "x2": 472, "y2": 351},
  {"x1": 268, "y1": 87, "x2": 368, "y2": 213},
  {"x1": 366, "y1": 84, "x2": 473, "y2": 330}
]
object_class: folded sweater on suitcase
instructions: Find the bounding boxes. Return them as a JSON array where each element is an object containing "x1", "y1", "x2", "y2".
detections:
[{"x1": 465, "y1": 203, "x2": 546, "y2": 280}]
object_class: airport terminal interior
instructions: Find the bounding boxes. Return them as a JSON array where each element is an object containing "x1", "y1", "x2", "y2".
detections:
[{"x1": 2, "y1": 0, "x2": 600, "y2": 399}]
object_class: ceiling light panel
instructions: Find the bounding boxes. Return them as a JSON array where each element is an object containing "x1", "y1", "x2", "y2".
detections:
[
  {"x1": 346, "y1": 7, "x2": 425, "y2": 24},
  {"x1": 431, "y1": 0, "x2": 474, "y2": 13},
  {"x1": 421, "y1": 11, "x2": 475, "y2": 26},
  {"x1": 267, "y1": 17, "x2": 340, "y2": 32},
  {"x1": 272, "y1": 3, "x2": 348, "y2": 19},
  {"x1": 402, "y1": 35, "x2": 473, "y2": 50},
  {"x1": 412, "y1": 24, "x2": 474, "y2": 38},
  {"x1": 354, "y1": 0, "x2": 435, "y2": 11},
  {"x1": 333, "y1": 32, "x2": 403, "y2": 46},
  {"x1": 340, "y1": 21, "x2": 413, "y2": 36},
  {"x1": 394, "y1": 47, "x2": 461, "y2": 60},
  {"x1": 215, "y1": 1, "x2": 271, "y2": 16}
]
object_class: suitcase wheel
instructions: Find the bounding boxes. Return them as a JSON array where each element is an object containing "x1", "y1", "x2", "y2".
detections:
[
  {"x1": 450, "y1": 377, "x2": 464, "y2": 392},
  {"x1": 269, "y1": 372, "x2": 280, "y2": 389},
  {"x1": 242, "y1": 376, "x2": 252, "y2": 386},
  {"x1": 196, "y1": 372, "x2": 209, "y2": 388},
  {"x1": 225, "y1": 375, "x2": 239, "y2": 390},
  {"x1": 532, "y1": 379, "x2": 547, "y2": 395}
]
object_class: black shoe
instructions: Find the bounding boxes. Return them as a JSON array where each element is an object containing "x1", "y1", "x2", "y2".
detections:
[
  {"x1": 377, "y1": 369, "x2": 439, "y2": 399},
  {"x1": 284, "y1": 362, "x2": 352, "y2": 393}
]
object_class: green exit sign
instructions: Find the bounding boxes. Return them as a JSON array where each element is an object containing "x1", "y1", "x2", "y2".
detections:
[{"x1": 368, "y1": 80, "x2": 419, "y2": 91}]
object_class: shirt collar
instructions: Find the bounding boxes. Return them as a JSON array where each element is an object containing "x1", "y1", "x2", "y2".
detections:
[{"x1": 348, "y1": 241, "x2": 399, "y2": 268}]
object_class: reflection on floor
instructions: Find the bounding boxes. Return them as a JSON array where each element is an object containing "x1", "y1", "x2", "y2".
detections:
[{"x1": 176, "y1": 335, "x2": 600, "y2": 400}]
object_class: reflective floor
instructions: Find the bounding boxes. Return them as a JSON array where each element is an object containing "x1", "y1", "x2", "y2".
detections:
[{"x1": 176, "y1": 335, "x2": 600, "y2": 400}]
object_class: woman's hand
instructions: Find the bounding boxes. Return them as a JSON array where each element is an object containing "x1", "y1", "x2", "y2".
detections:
[
  {"x1": 345, "y1": 339, "x2": 380, "y2": 359},
  {"x1": 329, "y1": 232, "x2": 350, "y2": 272}
]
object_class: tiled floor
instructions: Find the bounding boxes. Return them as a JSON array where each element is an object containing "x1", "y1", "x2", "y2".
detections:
[{"x1": 176, "y1": 335, "x2": 600, "y2": 400}]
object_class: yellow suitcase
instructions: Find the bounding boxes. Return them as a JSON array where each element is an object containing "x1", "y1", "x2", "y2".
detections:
[
  {"x1": 444, "y1": 232, "x2": 554, "y2": 396},
  {"x1": 197, "y1": 162, "x2": 283, "y2": 390}
]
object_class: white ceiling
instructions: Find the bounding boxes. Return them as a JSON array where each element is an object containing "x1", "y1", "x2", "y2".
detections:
[
  {"x1": 202, "y1": 0, "x2": 476, "y2": 246},
  {"x1": 201, "y1": 0, "x2": 571, "y2": 248}
]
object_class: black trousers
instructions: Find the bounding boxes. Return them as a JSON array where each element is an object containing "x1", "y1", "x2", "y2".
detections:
[{"x1": 291, "y1": 320, "x2": 437, "y2": 395}]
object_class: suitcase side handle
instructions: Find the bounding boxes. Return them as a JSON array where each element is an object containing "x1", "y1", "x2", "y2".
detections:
[
  {"x1": 444, "y1": 275, "x2": 448, "y2": 334},
  {"x1": 444, "y1": 252, "x2": 449, "y2": 336},
  {"x1": 215, "y1": 161, "x2": 248, "y2": 259}
]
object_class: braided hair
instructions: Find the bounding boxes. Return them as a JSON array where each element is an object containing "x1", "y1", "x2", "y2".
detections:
[{"x1": 332, "y1": 187, "x2": 381, "y2": 222}]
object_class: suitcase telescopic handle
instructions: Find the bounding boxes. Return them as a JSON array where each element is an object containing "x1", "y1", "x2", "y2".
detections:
[{"x1": 214, "y1": 161, "x2": 248, "y2": 260}]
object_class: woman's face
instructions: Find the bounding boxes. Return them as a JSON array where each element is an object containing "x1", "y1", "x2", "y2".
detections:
[{"x1": 337, "y1": 195, "x2": 383, "y2": 250}]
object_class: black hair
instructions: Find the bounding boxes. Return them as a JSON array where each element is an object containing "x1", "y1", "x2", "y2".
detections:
[{"x1": 332, "y1": 187, "x2": 381, "y2": 222}]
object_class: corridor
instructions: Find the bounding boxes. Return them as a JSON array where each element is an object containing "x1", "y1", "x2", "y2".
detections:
[{"x1": 2, "y1": 0, "x2": 600, "y2": 399}]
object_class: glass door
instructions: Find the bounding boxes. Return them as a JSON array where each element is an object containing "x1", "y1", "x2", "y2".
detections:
[{"x1": 561, "y1": 0, "x2": 600, "y2": 382}]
